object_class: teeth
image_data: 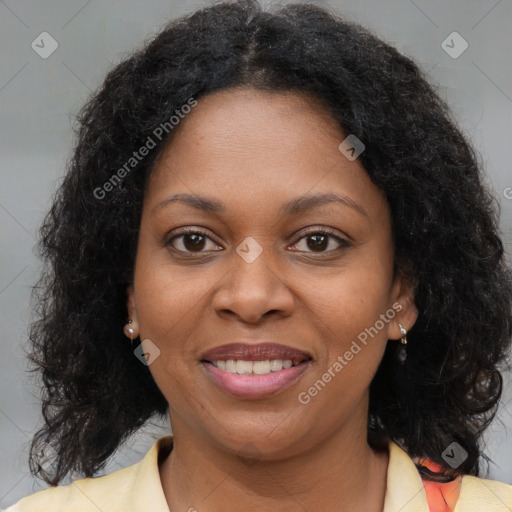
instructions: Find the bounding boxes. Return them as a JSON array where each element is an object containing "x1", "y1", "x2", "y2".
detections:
[
  {"x1": 270, "y1": 359, "x2": 283, "y2": 371},
  {"x1": 253, "y1": 360, "x2": 271, "y2": 375},
  {"x1": 236, "y1": 360, "x2": 253, "y2": 375},
  {"x1": 211, "y1": 359, "x2": 298, "y2": 375}
]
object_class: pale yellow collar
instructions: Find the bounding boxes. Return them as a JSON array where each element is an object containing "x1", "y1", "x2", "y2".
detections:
[
  {"x1": 127, "y1": 435, "x2": 172, "y2": 511},
  {"x1": 383, "y1": 440, "x2": 430, "y2": 512},
  {"x1": 8, "y1": 434, "x2": 511, "y2": 511},
  {"x1": 128, "y1": 436, "x2": 512, "y2": 511},
  {"x1": 141, "y1": 436, "x2": 431, "y2": 511}
]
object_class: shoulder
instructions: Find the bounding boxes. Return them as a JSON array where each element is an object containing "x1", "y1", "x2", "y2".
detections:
[
  {"x1": 455, "y1": 474, "x2": 512, "y2": 511},
  {"x1": 2, "y1": 464, "x2": 138, "y2": 512},
  {"x1": 416, "y1": 454, "x2": 512, "y2": 511},
  {"x1": 414, "y1": 452, "x2": 512, "y2": 511},
  {"x1": 386, "y1": 440, "x2": 512, "y2": 512},
  {"x1": 3, "y1": 436, "x2": 173, "y2": 512}
]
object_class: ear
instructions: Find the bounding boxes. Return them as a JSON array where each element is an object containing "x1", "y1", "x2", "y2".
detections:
[
  {"x1": 387, "y1": 272, "x2": 418, "y2": 340},
  {"x1": 126, "y1": 284, "x2": 138, "y2": 323}
]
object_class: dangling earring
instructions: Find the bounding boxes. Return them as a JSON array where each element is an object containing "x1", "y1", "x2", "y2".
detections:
[{"x1": 398, "y1": 323, "x2": 407, "y2": 364}]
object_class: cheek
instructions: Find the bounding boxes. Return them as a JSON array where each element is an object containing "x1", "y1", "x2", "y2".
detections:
[
  {"x1": 132, "y1": 249, "x2": 229, "y2": 398},
  {"x1": 133, "y1": 259, "x2": 205, "y2": 411},
  {"x1": 303, "y1": 251, "x2": 394, "y2": 380},
  {"x1": 133, "y1": 247, "x2": 217, "y2": 343},
  {"x1": 317, "y1": 258, "x2": 393, "y2": 334},
  {"x1": 298, "y1": 291, "x2": 391, "y2": 423}
]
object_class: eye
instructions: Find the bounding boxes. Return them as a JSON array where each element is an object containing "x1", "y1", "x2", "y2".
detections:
[
  {"x1": 290, "y1": 227, "x2": 350, "y2": 253},
  {"x1": 165, "y1": 226, "x2": 350, "y2": 255},
  {"x1": 166, "y1": 228, "x2": 222, "y2": 254}
]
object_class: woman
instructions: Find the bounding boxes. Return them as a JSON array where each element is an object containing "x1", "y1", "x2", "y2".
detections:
[{"x1": 5, "y1": 0, "x2": 512, "y2": 510}]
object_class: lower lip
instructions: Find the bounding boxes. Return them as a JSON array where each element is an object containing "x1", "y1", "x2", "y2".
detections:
[{"x1": 201, "y1": 361, "x2": 311, "y2": 399}]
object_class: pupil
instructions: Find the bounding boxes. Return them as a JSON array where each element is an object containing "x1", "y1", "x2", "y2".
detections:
[
  {"x1": 184, "y1": 234, "x2": 205, "y2": 251},
  {"x1": 307, "y1": 234, "x2": 327, "y2": 251}
]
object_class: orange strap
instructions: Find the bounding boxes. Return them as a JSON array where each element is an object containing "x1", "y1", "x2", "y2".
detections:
[{"x1": 418, "y1": 459, "x2": 462, "y2": 512}]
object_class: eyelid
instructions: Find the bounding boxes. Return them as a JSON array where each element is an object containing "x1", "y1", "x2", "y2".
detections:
[
  {"x1": 293, "y1": 225, "x2": 350, "y2": 241},
  {"x1": 166, "y1": 226, "x2": 218, "y2": 240}
]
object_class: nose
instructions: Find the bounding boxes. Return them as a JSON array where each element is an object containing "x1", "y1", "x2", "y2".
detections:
[{"x1": 212, "y1": 245, "x2": 295, "y2": 324}]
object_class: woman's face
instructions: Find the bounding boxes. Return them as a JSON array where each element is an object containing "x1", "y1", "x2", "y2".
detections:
[{"x1": 127, "y1": 87, "x2": 418, "y2": 458}]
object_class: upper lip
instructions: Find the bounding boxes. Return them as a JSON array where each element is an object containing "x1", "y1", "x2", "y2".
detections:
[{"x1": 200, "y1": 342, "x2": 312, "y2": 363}]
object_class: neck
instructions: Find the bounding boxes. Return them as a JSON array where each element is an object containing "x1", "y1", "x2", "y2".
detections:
[{"x1": 159, "y1": 416, "x2": 389, "y2": 512}]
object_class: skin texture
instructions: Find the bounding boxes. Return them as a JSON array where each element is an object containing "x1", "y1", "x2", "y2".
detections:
[{"x1": 126, "y1": 87, "x2": 418, "y2": 511}]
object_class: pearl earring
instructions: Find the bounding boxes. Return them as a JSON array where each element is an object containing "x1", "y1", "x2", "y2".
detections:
[{"x1": 123, "y1": 319, "x2": 136, "y2": 340}]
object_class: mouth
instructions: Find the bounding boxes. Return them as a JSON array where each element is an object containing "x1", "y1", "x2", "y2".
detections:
[{"x1": 200, "y1": 343, "x2": 312, "y2": 399}]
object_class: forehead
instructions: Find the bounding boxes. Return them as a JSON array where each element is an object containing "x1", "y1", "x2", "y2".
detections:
[
  {"x1": 151, "y1": 87, "x2": 343, "y2": 170},
  {"x1": 145, "y1": 87, "x2": 387, "y2": 221},
  {"x1": 175, "y1": 87, "x2": 341, "y2": 140}
]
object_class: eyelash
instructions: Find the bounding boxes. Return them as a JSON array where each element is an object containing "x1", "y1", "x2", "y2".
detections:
[{"x1": 165, "y1": 226, "x2": 350, "y2": 256}]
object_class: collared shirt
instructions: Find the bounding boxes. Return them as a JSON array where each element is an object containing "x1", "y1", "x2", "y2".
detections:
[{"x1": 4, "y1": 436, "x2": 512, "y2": 511}]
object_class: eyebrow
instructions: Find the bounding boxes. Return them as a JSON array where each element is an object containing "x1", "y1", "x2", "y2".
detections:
[{"x1": 152, "y1": 192, "x2": 367, "y2": 217}]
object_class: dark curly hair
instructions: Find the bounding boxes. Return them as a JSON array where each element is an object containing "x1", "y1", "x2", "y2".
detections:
[{"x1": 28, "y1": 0, "x2": 512, "y2": 486}]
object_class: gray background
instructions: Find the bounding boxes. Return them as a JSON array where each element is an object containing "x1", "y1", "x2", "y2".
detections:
[{"x1": 1, "y1": 0, "x2": 511, "y2": 508}]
